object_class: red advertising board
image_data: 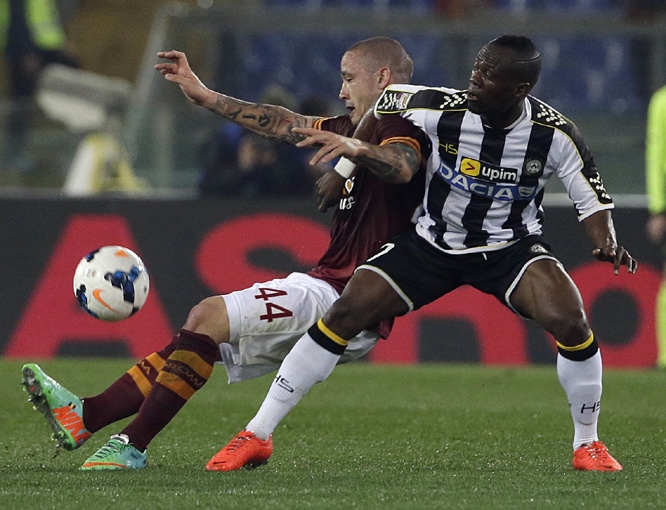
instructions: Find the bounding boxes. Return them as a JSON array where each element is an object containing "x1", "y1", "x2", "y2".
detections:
[{"x1": 0, "y1": 197, "x2": 660, "y2": 367}]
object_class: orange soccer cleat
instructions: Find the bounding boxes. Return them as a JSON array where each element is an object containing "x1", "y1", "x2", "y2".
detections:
[
  {"x1": 572, "y1": 441, "x2": 623, "y2": 471},
  {"x1": 205, "y1": 430, "x2": 273, "y2": 471}
]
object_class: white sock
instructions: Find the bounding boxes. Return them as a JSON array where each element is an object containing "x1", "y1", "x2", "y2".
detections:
[
  {"x1": 557, "y1": 350, "x2": 602, "y2": 450},
  {"x1": 246, "y1": 334, "x2": 342, "y2": 440}
]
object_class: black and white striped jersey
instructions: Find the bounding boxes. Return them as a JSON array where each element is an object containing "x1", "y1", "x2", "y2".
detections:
[{"x1": 375, "y1": 84, "x2": 614, "y2": 254}]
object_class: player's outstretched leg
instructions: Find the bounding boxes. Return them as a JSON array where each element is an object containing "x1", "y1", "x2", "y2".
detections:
[
  {"x1": 21, "y1": 363, "x2": 91, "y2": 451},
  {"x1": 572, "y1": 441, "x2": 623, "y2": 471},
  {"x1": 80, "y1": 434, "x2": 147, "y2": 470},
  {"x1": 205, "y1": 430, "x2": 273, "y2": 471}
]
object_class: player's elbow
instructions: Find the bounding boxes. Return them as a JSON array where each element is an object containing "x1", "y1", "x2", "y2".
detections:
[
  {"x1": 394, "y1": 166, "x2": 416, "y2": 184},
  {"x1": 392, "y1": 144, "x2": 420, "y2": 184}
]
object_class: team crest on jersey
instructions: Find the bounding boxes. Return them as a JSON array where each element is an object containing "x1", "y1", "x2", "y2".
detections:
[
  {"x1": 523, "y1": 158, "x2": 544, "y2": 177},
  {"x1": 339, "y1": 176, "x2": 355, "y2": 210},
  {"x1": 344, "y1": 177, "x2": 354, "y2": 194}
]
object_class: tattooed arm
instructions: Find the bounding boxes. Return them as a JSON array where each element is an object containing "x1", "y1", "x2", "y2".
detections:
[
  {"x1": 206, "y1": 96, "x2": 314, "y2": 144},
  {"x1": 354, "y1": 142, "x2": 420, "y2": 183},
  {"x1": 292, "y1": 127, "x2": 419, "y2": 184},
  {"x1": 155, "y1": 50, "x2": 315, "y2": 144}
]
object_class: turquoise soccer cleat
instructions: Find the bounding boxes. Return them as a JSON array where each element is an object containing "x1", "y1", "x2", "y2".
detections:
[
  {"x1": 22, "y1": 363, "x2": 91, "y2": 451},
  {"x1": 80, "y1": 434, "x2": 147, "y2": 470}
]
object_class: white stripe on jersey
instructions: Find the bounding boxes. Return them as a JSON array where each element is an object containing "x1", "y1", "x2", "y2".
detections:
[{"x1": 376, "y1": 84, "x2": 614, "y2": 254}]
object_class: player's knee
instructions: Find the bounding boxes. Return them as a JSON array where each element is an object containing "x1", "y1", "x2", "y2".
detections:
[
  {"x1": 545, "y1": 306, "x2": 589, "y2": 348},
  {"x1": 322, "y1": 297, "x2": 368, "y2": 340},
  {"x1": 183, "y1": 296, "x2": 230, "y2": 343}
]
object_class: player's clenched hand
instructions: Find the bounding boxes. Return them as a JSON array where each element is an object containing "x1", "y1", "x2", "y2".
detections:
[
  {"x1": 293, "y1": 127, "x2": 364, "y2": 167},
  {"x1": 592, "y1": 245, "x2": 638, "y2": 275},
  {"x1": 155, "y1": 50, "x2": 216, "y2": 107},
  {"x1": 315, "y1": 170, "x2": 346, "y2": 212}
]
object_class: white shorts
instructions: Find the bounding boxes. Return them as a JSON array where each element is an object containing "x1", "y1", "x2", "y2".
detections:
[{"x1": 218, "y1": 272, "x2": 379, "y2": 383}]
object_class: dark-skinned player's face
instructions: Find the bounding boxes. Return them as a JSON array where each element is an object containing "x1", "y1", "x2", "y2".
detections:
[{"x1": 466, "y1": 44, "x2": 523, "y2": 116}]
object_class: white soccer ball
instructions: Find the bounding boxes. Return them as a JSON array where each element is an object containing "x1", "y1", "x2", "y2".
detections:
[{"x1": 73, "y1": 245, "x2": 150, "y2": 321}]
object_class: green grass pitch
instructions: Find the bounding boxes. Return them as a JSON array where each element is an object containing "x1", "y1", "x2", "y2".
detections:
[{"x1": 1, "y1": 359, "x2": 665, "y2": 509}]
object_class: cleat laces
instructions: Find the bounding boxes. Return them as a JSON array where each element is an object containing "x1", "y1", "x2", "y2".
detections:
[
  {"x1": 80, "y1": 434, "x2": 147, "y2": 470},
  {"x1": 88, "y1": 438, "x2": 126, "y2": 460},
  {"x1": 573, "y1": 441, "x2": 622, "y2": 471},
  {"x1": 581, "y1": 443, "x2": 612, "y2": 464},
  {"x1": 223, "y1": 434, "x2": 251, "y2": 454}
]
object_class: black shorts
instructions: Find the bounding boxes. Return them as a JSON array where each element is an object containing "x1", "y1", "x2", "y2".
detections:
[{"x1": 357, "y1": 228, "x2": 559, "y2": 314}]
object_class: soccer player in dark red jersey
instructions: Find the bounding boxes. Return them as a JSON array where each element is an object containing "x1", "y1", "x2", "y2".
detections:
[
  {"x1": 21, "y1": 37, "x2": 428, "y2": 470},
  {"x1": 223, "y1": 35, "x2": 637, "y2": 473}
]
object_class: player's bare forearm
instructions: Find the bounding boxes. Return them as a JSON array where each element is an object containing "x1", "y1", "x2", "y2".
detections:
[
  {"x1": 293, "y1": 127, "x2": 419, "y2": 183},
  {"x1": 583, "y1": 210, "x2": 637, "y2": 274},
  {"x1": 582, "y1": 210, "x2": 616, "y2": 250},
  {"x1": 155, "y1": 51, "x2": 314, "y2": 143},
  {"x1": 354, "y1": 143, "x2": 419, "y2": 184},
  {"x1": 209, "y1": 94, "x2": 315, "y2": 143}
]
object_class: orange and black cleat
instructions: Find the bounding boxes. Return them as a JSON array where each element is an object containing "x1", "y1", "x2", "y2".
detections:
[{"x1": 205, "y1": 430, "x2": 273, "y2": 471}]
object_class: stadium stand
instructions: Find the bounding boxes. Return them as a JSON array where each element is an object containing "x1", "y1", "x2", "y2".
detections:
[
  {"x1": 267, "y1": 0, "x2": 619, "y2": 11},
  {"x1": 486, "y1": 0, "x2": 618, "y2": 11},
  {"x1": 228, "y1": 31, "x2": 448, "y2": 104},
  {"x1": 532, "y1": 35, "x2": 641, "y2": 114},
  {"x1": 218, "y1": 30, "x2": 638, "y2": 115},
  {"x1": 249, "y1": 0, "x2": 637, "y2": 114},
  {"x1": 266, "y1": 0, "x2": 435, "y2": 8}
]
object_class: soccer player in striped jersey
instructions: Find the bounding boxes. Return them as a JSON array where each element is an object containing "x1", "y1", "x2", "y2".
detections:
[
  {"x1": 21, "y1": 37, "x2": 428, "y2": 470},
  {"x1": 226, "y1": 35, "x2": 637, "y2": 472}
]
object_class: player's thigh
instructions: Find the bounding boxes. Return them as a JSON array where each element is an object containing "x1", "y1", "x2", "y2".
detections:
[
  {"x1": 330, "y1": 267, "x2": 408, "y2": 331},
  {"x1": 223, "y1": 273, "x2": 340, "y2": 363},
  {"x1": 510, "y1": 258, "x2": 586, "y2": 327},
  {"x1": 183, "y1": 295, "x2": 230, "y2": 342},
  {"x1": 355, "y1": 230, "x2": 459, "y2": 313}
]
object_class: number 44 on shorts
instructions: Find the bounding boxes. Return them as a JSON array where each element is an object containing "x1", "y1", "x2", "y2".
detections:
[{"x1": 254, "y1": 288, "x2": 294, "y2": 323}]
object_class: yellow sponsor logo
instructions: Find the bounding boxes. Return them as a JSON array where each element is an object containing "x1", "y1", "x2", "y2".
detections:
[
  {"x1": 460, "y1": 158, "x2": 481, "y2": 177},
  {"x1": 459, "y1": 158, "x2": 518, "y2": 183},
  {"x1": 439, "y1": 142, "x2": 458, "y2": 155}
]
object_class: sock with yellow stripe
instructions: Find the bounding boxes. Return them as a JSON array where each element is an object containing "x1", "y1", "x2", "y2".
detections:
[
  {"x1": 81, "y1": 335, "x2": 180, "y2": 433},
  {"x1": 120, "y1": 329, "x2": 220, "y2": 452},
  {"x1": 246, "y1": 320, "x2": 345, "y2": 440},
  {"x1": 556, "y1": 334, "x2": 602, "y2": 450}
]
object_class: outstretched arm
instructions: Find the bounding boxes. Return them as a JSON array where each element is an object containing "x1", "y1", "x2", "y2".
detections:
[
  {"x1": 155, "y1": 50, "x2": 316, "y2": 143},
  {"x1": 582, "y1": 210, "x2": 638, "y2": 275}
]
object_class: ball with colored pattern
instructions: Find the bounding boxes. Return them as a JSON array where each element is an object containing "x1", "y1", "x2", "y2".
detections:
[{"x1": 73, "y1": 245, "x2": 150, "y2": 321}]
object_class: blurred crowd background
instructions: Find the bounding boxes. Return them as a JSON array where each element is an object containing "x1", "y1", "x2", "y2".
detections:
[{"x1": 1, "y1": 0, "x2": 664, "y2": 198}]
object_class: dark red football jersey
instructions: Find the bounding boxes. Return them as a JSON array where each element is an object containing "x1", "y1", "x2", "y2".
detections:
[{"x1": 307, "y1": 114, "x2": 428, "y2": 338}]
